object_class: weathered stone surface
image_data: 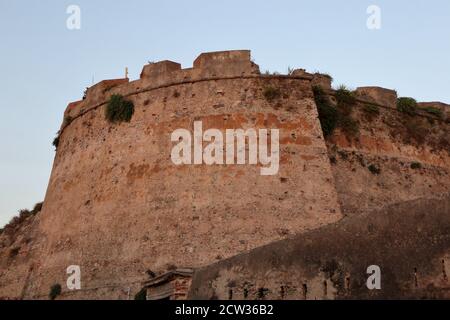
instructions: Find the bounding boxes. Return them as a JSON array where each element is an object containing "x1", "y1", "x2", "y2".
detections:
[
  {"x1": 327, "y1": 95, "x2": 450, "y2": 215},
  {"x1": 0, "y1": 51, "x2": 343, "y2": 299},
  {"x1": 419, "y1": 102, "x2": 450, "y2": 121},
  {"x1": 311, "y1": 73, "x2": 332, "y2": 91},
  {"x1": 0, "y1": 50, "x2": 449, "y2": 300},
  {"x1": 140, "y1": 60, "x2": 181, "y2": 79},
  {"x1": 189, "y1": 196, "x2": 450, "y2": 300},
  {"x1": 193, "y1": 50, "x2": 260, "y2": 77},
  {"x1": 355, "y1": 86, "x2": 398, "y2": 109}
]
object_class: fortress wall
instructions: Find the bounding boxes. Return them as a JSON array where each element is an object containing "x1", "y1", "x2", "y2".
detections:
[
  {"x1": 26, "y1": 51, "x2": 342, "y2": 298},
  {"x1": 63, "y1": 51, "x2": 262, "y2": 125},
  {"x1": 326, "y1": 87, "x2": 450, "y2": 215},
  {"x1": 0, "y1": 214, "x2": 43, "y2": 299},
  {"x1": 355, "y1": 87, "x2": 398, "y2": 109},
  {"x1": 1, "y1": 50, "x2": 449, "y2": 300},
  {"x1": 419, "y1": 102, "x2": 450, "y2": 121}
]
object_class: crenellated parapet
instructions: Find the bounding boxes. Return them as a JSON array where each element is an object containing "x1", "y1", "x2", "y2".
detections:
[
  {"x1": 140, "y1": 60, "x2": 181, "y2": 79},
  {"x1": 355, "y1": 86, "x2": 398, "y2": 109},
  {"x1": 192, "y1": 50, "x2": 260, "y2": 77},
  {"x1": 354, "y1": 87, "x2": 450, "y2": 120},
  {"x1": 61, "y1": 50, "x2": 450, "y2": 132},
  {"x1": 63, "y1": 78, "x2": 129, "y2": 127},
  {"x1": 418, "y1": 101, "x2": 450, "y2": 120},
  {"x1": 62, "y1": 50, "x2": 265, "y2": 128}
]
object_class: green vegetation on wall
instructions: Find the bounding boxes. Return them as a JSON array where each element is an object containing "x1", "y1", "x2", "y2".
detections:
[
  {"x1": 49, "y1": 283, "x2": 62, "y2": 300},
  {"x1": 363, "y1": 104, "x2": 380, "y2": 121},
  {"x1": 52, "y1": 134, "x2": 60, "y2": 149},
  {"x1": 313, "y1": 86, "x2": 338, "y2": 137},
  {"x1": 105, "y1": 94, "x2": 135, "y2": 123},
  {"x1": 421, "y1": 106, "x2": 443, "y2": 118},
  {"x1": 335, "y1": 85, "x2": 357, "y2": 108},
  {"x1": 397, "y1": 97, "x2": 417, "y2": 115},
  {"x1": 263, "y1": 86, "x2": 281, "y2": 102},
  {"x1": 313, "y1": 85, "x2": 360, "y2": 139},
  {"x1": 0, "y1": 202, "x2": 43, "y2": 236},
  {"x1": 368, "y1": 164, "x2": 381, "y2": 175},
  {"x1": 410, "y1": 162, "x2": 422, "y2": 169},
  {"x1": 134, "y1": 288, "x2": 147, "y2": 300}
]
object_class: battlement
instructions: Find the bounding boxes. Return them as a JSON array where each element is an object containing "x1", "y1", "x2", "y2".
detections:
[
  {"x1": 355, "y1": 86, "x2": 398, "y2": 109},
  {"x1": 193, "y1": 50, "x2": 251, "y2": 68},
  {"x1": 419, "y1": 101, "x2": 450, "y2": 120},
  {"x1": 64, "y1": 50, "x2": 262, "y2": 119},
  {"x1": 140, "y1": 60, "x2": 182, "y2": 79},
  {"x1": 62, "y1": 50, "x2": 450, "y2": 130},
  {"x1": 85, "y1": 78, "x2": 130, "y2": 103},
  {"x1": 192, "y1": 50, "x2": 259, "y2": 77}
]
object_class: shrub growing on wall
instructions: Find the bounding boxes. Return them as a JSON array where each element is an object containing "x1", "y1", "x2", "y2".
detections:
[
  {"x1": 0, "y1": 202, "x2": 43, "y2": 237},
  {"x1": 134, "y1": 288, "x2": 147, "y2": 300},
  {"x1": 422, "y1": 106, "x2": 443, "y2": 118},
  {"x1": 52, "y1": 134, "x2": 60, "y2": 149},
  {"x1": 397, "y1": 97, "x2": 417, "y2": 115},
  {"x1": 335, "y1": 86, "x2": 359, "y2": 138},
  {"x1": 313, "y1": 84, "x2": 361, "y2": 139},
  {"x1": 105, "y1": 94, "x2": 135, "y2": 123},
  {"x1": 363, "y1": 104, "x2": 380, "y2": 121},
  {"x1": 335, "y1": 85, "x2": 357, "y2": 109},
  {"x1": 313, "y1": 86, "x2": 338, "y2": 137},
  {"x1": 410, "y1": 162, "x2": 422, "y2": 169},
  {"x1": 404, "y1": 117, "x2": 428, "y2": 145},
  {"x1": 49, "y1": 283, "x2": 62, "y2": 300},
  {"x1": 338, "y1": 116, "x2": 359, "y2": 137},
  {"x1": 368, "y1": 164, "x2": 381, "y2": 175},
  {"x1": 263, "y1": 86, "x2": 281, "y2": 102}
]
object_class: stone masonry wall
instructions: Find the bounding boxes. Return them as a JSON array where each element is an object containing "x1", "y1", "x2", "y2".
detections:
[
  {"x1": 326, "y1": 87, "x2": 450, "y2": 215},
  {"x1": 11, "y1": 51, "x2": 342, "y2": 299},
  {"x1": 189, "y1": 195, "x2": 450, "y2": 300},
  {"x1": 0, "y1": 50, "x2": 449, "y2": 300}
]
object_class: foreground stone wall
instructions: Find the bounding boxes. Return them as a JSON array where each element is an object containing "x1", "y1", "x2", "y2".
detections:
[{"x1": 189, "y1": 195, "x2": 450, "y2": 300}]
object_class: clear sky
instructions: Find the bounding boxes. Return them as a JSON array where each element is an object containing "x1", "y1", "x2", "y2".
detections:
[{"x1": 0, "y1": 0, "x2": 449, "y2": 226}]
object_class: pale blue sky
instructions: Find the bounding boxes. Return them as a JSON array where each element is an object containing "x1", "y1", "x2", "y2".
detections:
[{"x1": 0, "y1": 0, "x2": 449, "y2": 226}]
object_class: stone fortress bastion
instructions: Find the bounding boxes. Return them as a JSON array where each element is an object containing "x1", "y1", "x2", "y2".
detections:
[{"x1": 0, "y1": 50, "x2": 449, "y2": 300}]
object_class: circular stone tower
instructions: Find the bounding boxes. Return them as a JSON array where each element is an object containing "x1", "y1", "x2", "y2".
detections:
[{"x1": 31, "y1": 50, "x2": 342, "y2": 299}]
